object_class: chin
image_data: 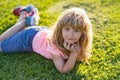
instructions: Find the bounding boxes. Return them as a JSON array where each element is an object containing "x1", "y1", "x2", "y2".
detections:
[
  {"x1": 65, "y1": 40, "x2": 77, "y2": 44},
  {"x1": 67, "y1": 41, "x2": 76, "y2": 44}
]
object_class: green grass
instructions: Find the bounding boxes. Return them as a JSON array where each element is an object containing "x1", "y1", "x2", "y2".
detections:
[{"x1": 0, "y1": 0, "x2": 120, "y2": 80}]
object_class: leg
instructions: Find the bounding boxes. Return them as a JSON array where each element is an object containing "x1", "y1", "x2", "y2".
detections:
[
  {"x1": 0, "y1": 27, "x2": 41, "y2": 53},
  {"x1": 0, "y1": 12, "x2": 27, "y2": 41}
]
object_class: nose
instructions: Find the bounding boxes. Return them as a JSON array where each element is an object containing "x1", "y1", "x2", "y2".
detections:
[{"x1": 68, "y1": 30, "x2": 74, "y2": 37}]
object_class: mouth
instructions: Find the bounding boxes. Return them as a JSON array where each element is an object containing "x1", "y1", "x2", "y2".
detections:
[
  {"x1": 65, "y1": 38, "x2": 75, "y2": 43},
  {"x1": 67, "y1": 38, "x2": 74, "y2": 40}
]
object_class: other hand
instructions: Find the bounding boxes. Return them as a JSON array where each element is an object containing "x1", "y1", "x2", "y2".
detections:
[{"x1": 63, "y1": 41, "x2": 81, "y2": 54}]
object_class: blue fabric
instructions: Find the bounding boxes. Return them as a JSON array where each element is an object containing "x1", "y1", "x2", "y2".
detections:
[
  {"x1": 1, "y1": 26, "x2": 48, "y2": 53},
  {"x1": 25, "y1": 6, "x2": 32, "y2": 12},
  {"x1": 25, "y1": 16, "x2": 32, "y2": 26},
  {"x1": 20, "y1": 4, "x2": 33, "y2": 13}
]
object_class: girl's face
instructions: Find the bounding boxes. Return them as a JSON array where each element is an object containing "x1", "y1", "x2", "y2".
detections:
[{"x1": 62, "y1": 25, "x2": 82, "y2": 44}]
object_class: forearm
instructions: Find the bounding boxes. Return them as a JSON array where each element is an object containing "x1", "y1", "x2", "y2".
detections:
[
  {"x1": 62, "y1": 53, "x2": 77, "y2": 73},
  {"x1": 0, "y1": 20, "x2": 25, "y2": 41}
]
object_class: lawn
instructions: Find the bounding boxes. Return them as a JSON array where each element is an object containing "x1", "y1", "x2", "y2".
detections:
[{"x1": 0, "y1": 0, "x2": 120, "y2": 80}]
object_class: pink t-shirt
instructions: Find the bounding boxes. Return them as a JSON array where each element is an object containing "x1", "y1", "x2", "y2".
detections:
[{"x1": 32, "y1": 31, "x2": 68, "y2": 60}]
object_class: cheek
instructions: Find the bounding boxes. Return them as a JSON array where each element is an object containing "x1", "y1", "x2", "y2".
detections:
[
  {"x1": 75, "y1": 33, "x2": 81, "y2": 40},
  {"x1": 62, "y1": 29, "x2": 68, "y2": 36},
  {"x1": 62, "y1": 30, "x2": 66, "y2": 38}
]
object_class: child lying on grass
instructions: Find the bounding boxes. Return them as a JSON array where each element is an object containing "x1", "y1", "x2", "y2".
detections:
[{"x1": 0, "y1": 4, "x2": 92, "y2": 73}]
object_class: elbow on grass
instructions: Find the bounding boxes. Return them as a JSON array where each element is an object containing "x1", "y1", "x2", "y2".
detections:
[{"x1": 59, "y1": 68, "x2": 72, "y2": 74}]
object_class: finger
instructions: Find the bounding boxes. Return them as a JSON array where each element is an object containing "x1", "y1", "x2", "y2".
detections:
[
  {"x1": 68, "y1": 43, "x2": 75, "y2": 51},
  {"x1": 63, "y1": 41, "x2": 67, "y2": 47},
  {"x1": 71, "y1": 44, "x2": 75, "y2": 50},
  {"x1": 63, "y1": 42, "x2": 66, "y2": 47},
  {"x1": 74, "y1": 44, "x2": 81, "y2": 52},
  {"x1": 66, "y1": 43, "x2": 70, "y2": 50},
  {"x1": 69, "y1": 43, "x2": 73, "y2": 48},
  {"x1": 63, "y1": 42, "x2": 70, "y2": 50}
]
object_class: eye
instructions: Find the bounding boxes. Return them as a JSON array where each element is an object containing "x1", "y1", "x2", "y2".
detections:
[
  {"x1": 75, "y1": 29, "x2": 80, "y2": 32},
  {"x1": 65, "y1": 27, "x2": 70, "y2": 31}
]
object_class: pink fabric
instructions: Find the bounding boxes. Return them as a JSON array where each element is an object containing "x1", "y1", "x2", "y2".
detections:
[{"x1": 32, "y1": 31, "x2": 68, "y2": 59}]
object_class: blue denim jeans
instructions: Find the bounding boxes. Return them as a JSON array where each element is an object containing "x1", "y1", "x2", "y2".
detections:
[{"x1": 0, "y1": 26, "x2": 48, "y2": 53}]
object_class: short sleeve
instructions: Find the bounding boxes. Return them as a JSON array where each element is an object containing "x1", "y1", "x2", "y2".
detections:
[{"x1": 46, "y1": 41, "x2": 68, "y2": 59}]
